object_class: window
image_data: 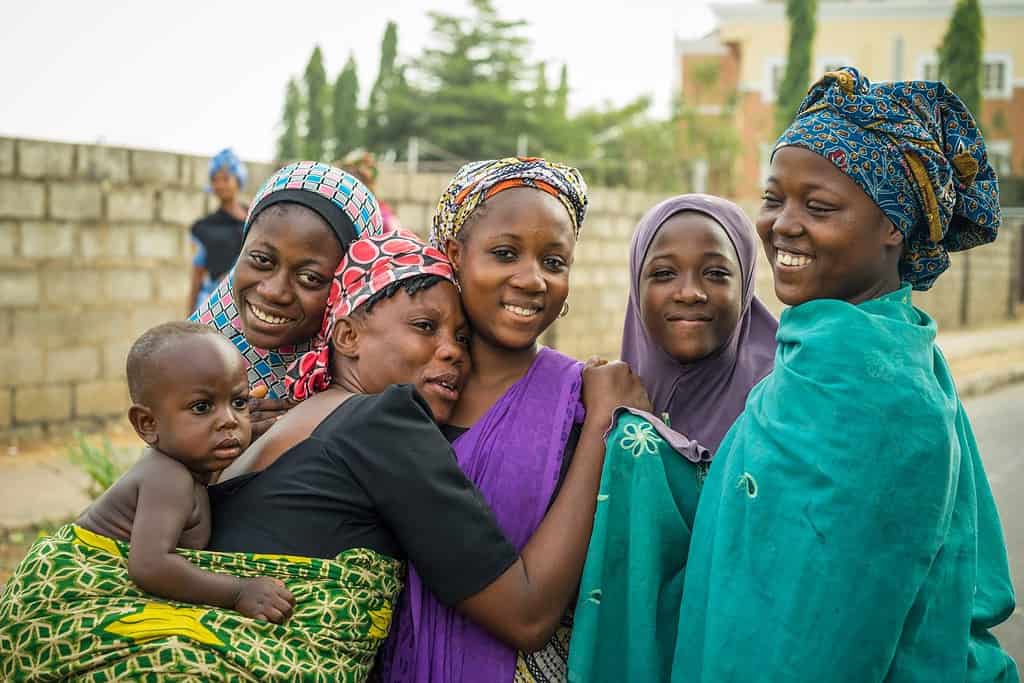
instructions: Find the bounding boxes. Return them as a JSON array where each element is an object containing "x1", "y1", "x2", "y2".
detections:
[
  {"x1": 764, "y1": 58, "x2": 786, "y2": 102},
  {"x1": 817, "y1": 57, "x2": 852, "y2": 78},
  {"x1": 918, "y1": 55, "x2": 939, "y2": 82},
  {"x1": 982, "y1": 56, "x2": 1012, "y2": 98},
  {"x1": 987, "y1": 141, "x2": 1012, "y2": 176}
]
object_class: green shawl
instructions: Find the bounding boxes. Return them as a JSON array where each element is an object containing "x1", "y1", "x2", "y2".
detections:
[{"x1": 675, "y1": 286, "x2": 1017, "y2": 681}]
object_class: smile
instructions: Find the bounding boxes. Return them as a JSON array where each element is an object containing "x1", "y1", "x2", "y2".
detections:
[
  {"x1": 775, "y1": 249, "x2": 813, "y2": 268},
  {"x1": 247, "y1": 302, "x2": 294, "y2": 325},
  {"x1": 502, "y1": 303, "x2": 542, "y2": 318},
  {"x1": 425, "y1": 374, "x2": 460, "y2": 401}
]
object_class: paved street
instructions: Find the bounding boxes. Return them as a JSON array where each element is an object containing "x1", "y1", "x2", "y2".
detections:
[{"x1": 968, "y1": 383, "x2": 1024, "y2": 665}]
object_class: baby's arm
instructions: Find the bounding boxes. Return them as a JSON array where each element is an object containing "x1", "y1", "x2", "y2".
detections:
[{"x1": 128, "y1": 455, "x2": 295, "y2": 623}]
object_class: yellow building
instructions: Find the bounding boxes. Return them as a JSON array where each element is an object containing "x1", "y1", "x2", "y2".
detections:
[{"x1": 675, "y1": 0, "x2": 1024, "y2": 199}]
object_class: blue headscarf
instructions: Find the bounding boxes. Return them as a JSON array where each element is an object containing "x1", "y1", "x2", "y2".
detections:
[
  {"x1": 775, "y1": 67, "x2": 1000, "y2": 290},
  {"x1": 208, "y1": 148, "x2": 247, "y2": 189}
]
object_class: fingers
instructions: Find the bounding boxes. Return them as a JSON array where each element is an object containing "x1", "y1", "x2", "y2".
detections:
[
  {"x1": 250, "y1": 417, "x2": 278, "y2": 440},
  {"x1": 250, "y1": 385, "x2": 269, "y2": 400}
]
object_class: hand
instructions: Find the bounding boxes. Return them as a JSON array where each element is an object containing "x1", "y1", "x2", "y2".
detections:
[
  {"x1": 582, "y1": 358, "x2": 652, "y2": 427},
  {"x1": 249, "y1": 386, "x2": 294, "y2": 440},
  {"x1": 233, "y1": 577, "x2": 295, "y2": 624}
]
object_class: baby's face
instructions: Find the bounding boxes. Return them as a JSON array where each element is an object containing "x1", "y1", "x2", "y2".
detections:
[{"x1": 148, "y1": 335, "x2": 252, "y2": 476}]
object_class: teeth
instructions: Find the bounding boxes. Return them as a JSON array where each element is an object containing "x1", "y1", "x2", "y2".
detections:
[
  {"x1": 248, "y1": 302, "x2": 292, "y2": 325},
  {"x1": 776, "y1": 250, "x2": 812, "y2": 267},
  {"x1": 503, "y1": 304, "x2": 540, "y2": 317}
]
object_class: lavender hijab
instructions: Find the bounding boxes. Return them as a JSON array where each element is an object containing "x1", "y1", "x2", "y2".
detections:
[{"x1": 621, "y1": 194, "x2": 777, "y2": 454}]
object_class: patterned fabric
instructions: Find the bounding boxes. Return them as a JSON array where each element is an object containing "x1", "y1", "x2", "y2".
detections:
[
  {"x1": 0, "y1": 524, "x2": 403, "y2": 682},
  {"x1": 284, "y1": 229, "x2": 455, "y2": 402},
  {"x1": 190, "y1": 161, "x2": 385, "y2": 398},
  {"x1": 775, "y1": 66, "x2": 1000, "y2": 290},
  {"x1": 209, "y1": 147, "x2": 247, "y2": 189},
  {"x1": 514, "y1": 611, "x2": 573, "y2": 683},
  {"x1": 430, "y1": 157, "x2": 588, "y2": 247}
]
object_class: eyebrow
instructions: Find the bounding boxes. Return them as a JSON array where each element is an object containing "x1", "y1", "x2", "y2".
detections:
[{"x1": 765, "y1": 176, "x2": 836, "y2": 194}]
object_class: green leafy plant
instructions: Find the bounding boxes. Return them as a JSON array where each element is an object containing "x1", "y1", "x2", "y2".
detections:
[{"x1": 65, "y1": 432, "x2": 126, "y2": 499}]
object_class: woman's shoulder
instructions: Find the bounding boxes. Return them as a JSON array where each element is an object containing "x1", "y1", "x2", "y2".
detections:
[{"x1": 315, "y1": 385, "x2": 437, "y2": 438}]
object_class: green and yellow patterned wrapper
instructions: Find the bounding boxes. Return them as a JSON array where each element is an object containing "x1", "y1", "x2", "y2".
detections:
[{"x1": 0, "y1": 524, "x2": 403, "y2": 682}]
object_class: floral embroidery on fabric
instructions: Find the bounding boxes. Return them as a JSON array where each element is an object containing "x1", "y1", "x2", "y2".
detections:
[{"x1": 619, "y1": 421, "x2": 663, "y2": 458}]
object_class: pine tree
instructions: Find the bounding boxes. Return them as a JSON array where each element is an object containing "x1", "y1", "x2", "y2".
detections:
[
  {"x1": 939, "y1": 0, "x2": 983, "y2": 118},
  {"x1": 414, "y1": 0, "x2": 533, "y2": 159},
  {"x1": 366, "y1": 22, "x2": 399, "y2": 152},
  {"x1": 554, "y1": 64, "x2": 570, "y2": 121},
  {"x1": 303, "y1": 46, "x2": 329, "y2": 160},
  {"x1": 276, "y1": 78, "x2": 303, "y2": 163},
  {"x1": 332, "y1": 55, "x2": 361, "y2": 158},
  {"x1": 774, "y1": 0, "x2": 818, "y2": 135}
]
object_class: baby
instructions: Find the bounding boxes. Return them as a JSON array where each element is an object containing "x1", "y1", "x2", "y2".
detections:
[{"x1": 76, "y1": 321, "x2": 295, "y2": 623}]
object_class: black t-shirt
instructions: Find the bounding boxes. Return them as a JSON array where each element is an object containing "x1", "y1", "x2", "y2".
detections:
[
  {"x1": 208, "y1": 384, "x2": 519, "y2": 606},
  {"x1": 190, "y1": 208, "x2": 245, "y2": 282}
]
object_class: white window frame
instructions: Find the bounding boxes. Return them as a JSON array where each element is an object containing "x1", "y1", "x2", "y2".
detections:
[
  {"x1": 763, "y1": 57, "x2": 786, "y2": 103},
  {"x1": 983, "y1": 53, "x2": 1013, "y2": 99},
  {"x1": 917, "y1": 54, "x2": 939, "y2": 82}
]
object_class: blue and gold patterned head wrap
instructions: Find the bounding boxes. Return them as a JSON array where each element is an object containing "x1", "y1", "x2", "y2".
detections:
[
  {"x1": 208, "y1": 148, "x2": 247, "y2": 189},
  {"x1": 430, "y1": 157, "x2": 588, "y2": 247},
  {"x1": 775, "y1": 67, "x2": 1000, "y2": 290}
]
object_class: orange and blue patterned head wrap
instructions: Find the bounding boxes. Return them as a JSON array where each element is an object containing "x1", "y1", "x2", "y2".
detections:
[
  {"x1": 430, "y1": 157, "x2": 588, "y2": 248},
  {"x1": 774, "y1": 66, "x2": 1000, "y2": 290},
  {"x1": 284, "y1": 229, "x2": 456, "y2": 402}
]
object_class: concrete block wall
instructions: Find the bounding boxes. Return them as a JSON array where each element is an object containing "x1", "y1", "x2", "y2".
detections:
[{"x1": 0, "y1": 139, "x2": 1019, "y2": 440}]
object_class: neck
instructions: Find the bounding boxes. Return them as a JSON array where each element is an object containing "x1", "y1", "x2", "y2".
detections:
[
  {"x1": 848, "y1": 275, "x2": 902, "y2": 306},
  {"x1": 220, "y1": 198, "x2": 244, "y2": 216},
  {"x1": 469, "y1": 335, "x2": 540, "y2": 388}
]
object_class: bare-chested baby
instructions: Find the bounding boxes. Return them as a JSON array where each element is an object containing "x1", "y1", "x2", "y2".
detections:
[{"x1": 75, "y1": 321, "x2": 295, "y2": 623}]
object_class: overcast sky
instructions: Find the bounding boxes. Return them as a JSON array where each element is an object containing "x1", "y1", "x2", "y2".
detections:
[{"x1": 2, "y1": 1, "x2": 735, "y2": 161}]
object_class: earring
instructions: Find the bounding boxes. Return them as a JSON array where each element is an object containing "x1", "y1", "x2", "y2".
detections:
[{"x1": 559, "y1": 302, "x2": 569, "y2": 318}]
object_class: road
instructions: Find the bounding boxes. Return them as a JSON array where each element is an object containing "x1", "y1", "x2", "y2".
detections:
[{"x1": 968, "y1": 382, "x2": 1024, "y2": 666}]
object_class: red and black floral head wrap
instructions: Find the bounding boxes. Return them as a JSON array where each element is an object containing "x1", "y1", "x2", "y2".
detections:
[{"x1": 284, "y1": 229, "x2": 456, "y2": 401}]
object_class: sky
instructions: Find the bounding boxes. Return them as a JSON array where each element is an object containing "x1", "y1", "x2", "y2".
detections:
[{"x1": 1, "y1": 1, "x2": 736, "y2": 162}]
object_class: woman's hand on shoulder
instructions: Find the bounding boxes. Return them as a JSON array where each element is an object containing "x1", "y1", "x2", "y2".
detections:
[
  {"x1": 582, "y1": 357, "x2": 651, "y2": 427},
  {"x1": 248, "y1": 385, "x2": 296, "y2": 440}
]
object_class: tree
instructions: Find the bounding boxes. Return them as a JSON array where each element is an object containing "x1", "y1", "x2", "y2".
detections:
[
  {"x1": 332, "y1": 55, "x2": 361, "y2": 158},
  {"x1": 412, "y1": 0, "x2": 533, "y2": 159},
  {"x1": 366, "y1": 21, "x2": 399, "y2": 151},
  {"x1": 276, "y1": 78, "x2": 303, "y2": 163},
  {"x1": 939, "y1": 0, "x2": 983, "y2": 118},
  {"x1": 303, "y1": 46, "x2": 329, "y2": 160},
  {"x1": 554, "y1": 64, "x2": 569, "y2": 121},
  {"x1": 774, "y1": 0, "x2": 817, "y2": 135}
]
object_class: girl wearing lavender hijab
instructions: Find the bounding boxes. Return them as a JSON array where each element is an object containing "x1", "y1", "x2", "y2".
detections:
[{"x1": 567, "y1": 195, "x2": 778, "y2": 681}]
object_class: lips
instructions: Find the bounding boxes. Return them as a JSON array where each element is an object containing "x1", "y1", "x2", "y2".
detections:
[
  {"x1": 501, "y1": 301, "x2": 543, "y2": 319},
  {"x1": 212, "y1": 437, "x2": 243, "y2": 459},
  {"x1": 423, "y1": 372, "x2": 461, "y2": 404},
  {"x1": 246, "y1": 300, "x2": 295, "y2": 326},
  {"x1": 773, "y1": 244, "x2": 814, "y2": 269}
]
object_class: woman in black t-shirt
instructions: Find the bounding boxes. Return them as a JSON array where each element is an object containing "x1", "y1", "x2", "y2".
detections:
[{"x1": 211, "y1": 229, "x2": 647, "y2": 661}]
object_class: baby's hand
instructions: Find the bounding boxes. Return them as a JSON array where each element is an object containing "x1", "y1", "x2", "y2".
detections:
[{"x1": 233, "y1": 577, "x2": 295, "y2": 624}]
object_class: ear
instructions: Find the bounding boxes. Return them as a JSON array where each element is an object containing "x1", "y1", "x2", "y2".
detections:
[
  {"x1": 331, "y1": 317, "x2": 361, "y2": 360},
  {"x1": 883, "y1": 217, "x2": 904, "y2": 248},
  {"x1": 444, "y1": 238, "x2": 463, "y2": 273},
  {"x1": 128, "y1": 405, "x2": 159, "y2": 446}
]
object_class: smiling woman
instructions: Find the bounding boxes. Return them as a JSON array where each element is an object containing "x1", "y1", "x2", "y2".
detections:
[{"x1": 190, "y1": 161, "x2": 384, "y2": 435}]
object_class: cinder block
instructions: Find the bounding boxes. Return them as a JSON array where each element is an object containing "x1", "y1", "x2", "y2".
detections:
[
  {"x1": 0, "y1": 388, "x2": 10, "y2": 429},
  {"x1": 103, "y1": 341, "x2": 133, "y2": 380},
  {"x1": 42, "y1": 269, "x2": 103, "y2": 305},
  {"x1": 0, "y1": 221, "x2": 15, "y2": 257},
  {"x1": 0, "y1": 347, "x2": 44, "y2": 386},
  {"x1": 76, "y1": 145, "x2": 131, "y2": 183},
  {"x1": 18, "y1": 140, "x2": 74, "y2": 179},
  {"x1": 0, "y1": 138, "x2": 13, "y2": 176},
  {"x1": 133, "y1": 150, "x2": 180, "y2": 184},
  {"x1": 108, "y1": 189, "x2": 155, "y2": 222},
  {"x1": 375, "y1": 169, "x2": 408, "y2": 204},
  {"x1": 0, "y1": 179, "x2": 45, "y2": 218},
  {"x1": 159, "y1": 189, "x2": 204, "y2": 225},
  {"x1": 105, "y1": 269, "x2": 153, "y2": 302},
  {"x1": 0, "y1": 271, "x2": 40, "y2": 306},
  {"x1": 80, "y1": 225, "x2": 132, "y2": 260},
  {"x1": 49, "y1": 182, "x2": 102, "y2": 220},
  {"x1": 135, "y1": 225, "x2": 184, "y2": 260},
  {"x1": 155, "y1": 267, "x2": 191, "y2": 303},
  {"x1": 129, "y1": 305, "x2": 179, "y2": 334},
  {"x1": 395, "y1": 203, "x2": 429, "y2": 236},
  {"x1": 14, "y1": 385, "x2": 71, "y2": 423},
  {"x1": 20, "y1": 221, "x2": 74, "y2": 258},
  {"x1": 74, "y1": 379, "x2": 130, "y2": 418},
  {"x1": 186, "y1": 155, "x2": 212, "y2": 190},
  {"x1": 46, "y1": 347, "x2": 100, "y2": 383},
  {"x1": 408, "y1": 173, "x2": 451, "y2": 203}
]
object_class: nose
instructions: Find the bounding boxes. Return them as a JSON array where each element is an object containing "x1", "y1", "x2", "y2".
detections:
[
  {"x1": 673, "y1": 271, "x2": 708, "y2": 305},
  {"x1": 769, "y1": 200, "x2": 805, "y2": 238},
  {"x1": 436, "y1": 332, "x2": 466, "y2": 366},
  {"x1": 216, "y1": 404, "x2": 240, "y2": 431},
  {"x1": 509, "y1": 260, "x2": 546, "y2": 294},
  {"x1": 255, "y1": 268, "x2": 294, "y2": 305}
]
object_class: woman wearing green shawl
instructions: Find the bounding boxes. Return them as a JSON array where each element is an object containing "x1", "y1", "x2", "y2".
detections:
[{"x1": 671, "y1": 67, "x2": 1017, "y2": 681}]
